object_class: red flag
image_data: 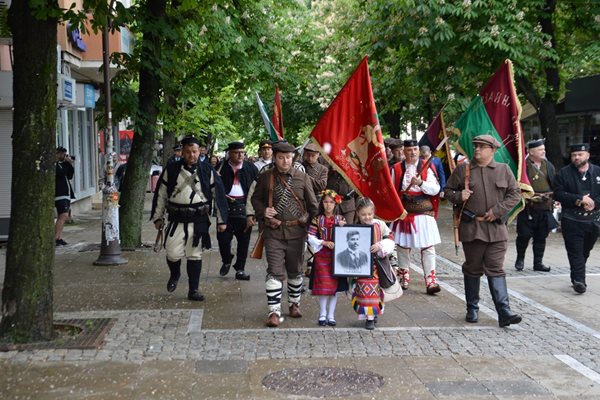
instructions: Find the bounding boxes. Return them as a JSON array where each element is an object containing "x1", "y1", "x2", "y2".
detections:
[
  {"x1": 272, "y1": 85, "x2": 284, "y2": 140},
  {"x1": 479, "y1": 60, "x2": 532, "y2": 194},
  {"x1": 419, "y1": 111, "x2": 455, "y2": 176},
  {"x1": 309, "y1": 57, "x2": 406, "y2": 221}
]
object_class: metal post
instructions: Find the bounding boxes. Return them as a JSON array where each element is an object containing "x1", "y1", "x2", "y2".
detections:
[{"x1": 94, "y1": 13, "x2": 127, "y2": 266}]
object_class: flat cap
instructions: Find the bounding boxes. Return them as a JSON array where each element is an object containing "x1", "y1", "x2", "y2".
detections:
[
  {"x1": 472, "y1": 134, "x2": 501, "y2": 149},
  {"x1": 226, "y1": 141, "x2": 245, "y2": 151},
  {"x1": 304, "y1": 143, "x2": 320, "y2": 153},
  {"x1": 389, "y1": 140, "x2": 404, "y2": 150},
  {"x1": 259, "y1": 139, "x2": 273, "y2": 149},
  {"x1": 527, "y1": 139, "x2": 545, "y2": 149},
  {"x1": 570, "y1": 143, "x2": 589, "y2": 153},
  {"x1": 181, "y1": 136, "x2": 201, "y2": 147},
  {"x1": 272, "y1": 141, "x2": 296, "y2": 153},
  {"x1": 383, "y1": 137, "x2": 395, "y2": 147},
  {"x1": 403, "y1": 139, "x2": 418, "y2": 147}
]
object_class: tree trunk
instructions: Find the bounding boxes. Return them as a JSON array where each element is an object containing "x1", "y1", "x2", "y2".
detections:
[
  {"x1": 538, "y1": 0, "x2": 563, "y2": 168},
  {"x1": 119, "y1": 0, "x2": 166, "y2": 248},
  {"x1": 161, "y1": 95, "x2": 177, "y2": 166},
  {"x1": 382, "y1": 109, "x2": 401, "y2": 138},
  {"x1": 538, "y1": 96, "x2": 564, "y2": 168},
  {"x1": 1, "y1": 2, "x2": 57, "y2": 341}
]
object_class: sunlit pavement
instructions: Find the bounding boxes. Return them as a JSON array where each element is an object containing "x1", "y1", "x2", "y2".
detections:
[{"x1": 1, "y1": 195, "x2": 599, "y2": 399}]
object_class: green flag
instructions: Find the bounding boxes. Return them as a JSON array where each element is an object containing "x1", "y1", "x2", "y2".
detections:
[
  {"x1": 454, "y1": 96, "x2": 518, "y2": 175},
  {"x1": 452, "y1": 95, "x2": 523, "y2": 222},
  {"x1": 256, "y1": 92, "x2": 280, "y2": 142}
]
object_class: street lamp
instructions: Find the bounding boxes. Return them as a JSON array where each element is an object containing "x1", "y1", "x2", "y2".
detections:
[{"x1": 94, "y1": 8, "x2": 126, "y2": 266}]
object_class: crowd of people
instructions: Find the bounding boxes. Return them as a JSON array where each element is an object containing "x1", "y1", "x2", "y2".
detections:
[
  {"x1": 52, "y1": 130, "x2": 598, "y2": 327},
  {"x1": 74, "y1": 131, "x2": 595, "y2": 330}
]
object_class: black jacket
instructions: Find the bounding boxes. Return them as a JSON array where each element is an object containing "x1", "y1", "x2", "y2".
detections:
[
  {"x1": 55, "y1": 161, "x2": 75, "y2": 200},
  {"x1": 219, "y1": 160, "x2": 258, "y2": 197},
  {"x1": 554, "y1": 162, "x2": 600, "y2": 214}
]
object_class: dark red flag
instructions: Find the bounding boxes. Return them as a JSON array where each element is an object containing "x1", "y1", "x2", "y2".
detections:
[
  {"x1": 480, "y1": 60, "x2": 532, "y2": 193},
  {"x1": 309, "y1": 57, "x2": 406, "y2": 221},
  {"x1": 272, "y1": 84, "x2": 284, "y2": 140}
]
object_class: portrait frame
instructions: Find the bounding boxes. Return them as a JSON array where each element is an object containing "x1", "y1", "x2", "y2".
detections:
[{"x1": 332, "y1": 224, "x2": 373, "y2": 277}]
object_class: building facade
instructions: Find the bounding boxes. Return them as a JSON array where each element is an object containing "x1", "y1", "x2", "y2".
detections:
[{"x1": 0, "y1": 0, "x2": 132, "y2": 239}]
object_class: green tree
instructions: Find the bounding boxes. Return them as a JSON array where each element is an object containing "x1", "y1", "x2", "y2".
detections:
[{"x1": 1, "y1": 1, "x2": 59, "y2": 342}]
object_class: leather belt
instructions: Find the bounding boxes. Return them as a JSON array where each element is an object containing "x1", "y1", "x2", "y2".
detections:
[
  {"x1": 284, "y1": 219, "x2": 300, "y2": 227},
  {"x1": 474, "y1": 216, "x2": 502, "y2": 223}
]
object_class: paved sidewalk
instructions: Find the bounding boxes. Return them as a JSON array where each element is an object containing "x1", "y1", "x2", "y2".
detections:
[{"x1": 1, "y1": 195, "x2": 600, "y2": 399}]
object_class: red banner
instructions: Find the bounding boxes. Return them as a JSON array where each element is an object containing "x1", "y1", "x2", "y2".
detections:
[
  {"x1": 272, "y1": 84, "x2": 284, "y2": 140},
  {"x1": 309, "y1": 57, "x2": 405, "y2": 221},
  {"x1": 419, "y1": 111, "x2": 455, "y2": 177},
  {"x1": 479, "y1": 60, "x2": 532, "y2": 193}
]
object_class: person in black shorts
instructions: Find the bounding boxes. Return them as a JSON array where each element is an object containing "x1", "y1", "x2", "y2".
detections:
[{"x1": 55, "y1": 146, "x2": 75, "y2": 246}]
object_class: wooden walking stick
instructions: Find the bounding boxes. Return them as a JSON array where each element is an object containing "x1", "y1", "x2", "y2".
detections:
[
  {"x1": 453, "y1": 162, "x2": 471, "y2": 256},
  {"x1": 250, "y1": 171, "x2": 274, "y2": 259}
]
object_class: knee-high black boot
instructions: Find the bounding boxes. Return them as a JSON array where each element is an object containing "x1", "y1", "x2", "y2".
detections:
[
  {"x1": 166, "y1": 259, "x2": 181, "y2": 293},
  {"x1": 514, "y1": 236, "x2": 528, "y2": 271},
  {"x1": 187, "y1": 260, "x2": 204, "y2": 301},
  {"x1": 532, "y1": 240, "x2": 550, "y2": 271},
  {"x1": 464, "y1": 275, "x2": 480, "y2": 323},
  {"x1": 487, "y1": 276, "x2": 521, "y2": 327}
]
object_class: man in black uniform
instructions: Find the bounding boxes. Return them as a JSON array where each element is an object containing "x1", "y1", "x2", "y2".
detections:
[
  {"x1": 554, "y1": 143, "x2": 600, "y2": 294},
  {"x1": 151, "y1": 136, "x2": 229, "y2": 301},
  {"x1": 515, "y1": 139, "x2": 558, "y2": 272},
  {"x1": 217, "y1": 141, "x2": 259, "y2": 280},
  {"x1": 167, "y1": 143, "x2": 182, "y2": 165}
]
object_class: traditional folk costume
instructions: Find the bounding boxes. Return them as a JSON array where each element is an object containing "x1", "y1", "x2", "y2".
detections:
[
  {"x1": 515, "y1": 139, "x2": 558, "y2": 272},
  {"x1": 350, "y1": 219, "x2": 395, "y2": 321},
  {"x1": 151, "y1": 138, "x2": 228, "y2": 301},
  {"x1": 390, "y1": 158, "x2": 441, "y2": 294},
  {"x1": 217, "y1": 142, "x2": 259, "y2": 280},
  {"x1": 307, "y1": 214, "x2": 348, "y2": 326},
  {"x1": 251, "y1": 141, "x2": 319, "y2": 327}
]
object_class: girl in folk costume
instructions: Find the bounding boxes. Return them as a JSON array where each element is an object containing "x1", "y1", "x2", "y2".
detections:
[
  {"x1": 307, "y1": 189, "x2": 348, "y2": 326},
  {"x1": 351, "y1": 197, "x2": 396, "y2": 330}
]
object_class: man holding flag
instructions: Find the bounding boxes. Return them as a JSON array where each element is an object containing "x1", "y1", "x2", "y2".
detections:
[
  {"x1": 390, "y1": 139, "x2": 442, "y2": 294},
  {"x1": 444, "y1": 134, "x2": 522, "y2": 327}
]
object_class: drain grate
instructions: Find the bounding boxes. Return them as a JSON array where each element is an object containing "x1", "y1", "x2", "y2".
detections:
[
  {"x1": 262, "y1": 367, "x2": 384, "y2": 398},
  {"x1": 0, "y1": 318, "x2": 115, "y2": 351}
]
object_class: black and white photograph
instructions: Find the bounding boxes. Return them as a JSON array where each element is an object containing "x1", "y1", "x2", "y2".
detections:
[{"x1": 333, "y1": 225, "x2": 373, "y2": 277}]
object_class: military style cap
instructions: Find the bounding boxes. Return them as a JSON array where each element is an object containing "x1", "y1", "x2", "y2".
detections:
[
  {"x1": 181, "y1": 136, "x2": 201, "y2": 147},
  {"x1": 472, "y1": 134, "x2": 501, "y2": 149},
  {"x1": 172, "y1": 143, "x2": 182, "y2": 151},
  {"x1": 383, "y1": 137, "x2": 395, "y2": 147},
  {"x1": 259, "y1": 139, "x2": 273, "y2": 149},
  {"x1": 527, "y1": 139, "x2": 545, "y2": 149},
  {"x1": 304, "y1": 143, "x2": 320, "y2": 153},
  {"x1": 272, "y1": 141, "x2": 296, "y2": 153},
  {"x1": 389, "y1": 140, "x2": 404, "y2": 150},
  {"x1": 226, "y1": 141, "x2": 245, "y2": 151},
  {"x1": 56, "y1": 146, "x2": 67, "y2": 153},
  {"x1": 403, "y1": 139, "x2": 418, "y2": 147},
  {"x1": 570, "y1": 143, "x2": 589, "y2": 153}
]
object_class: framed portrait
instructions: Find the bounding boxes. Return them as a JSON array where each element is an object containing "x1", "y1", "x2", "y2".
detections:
[{"x1": 332, "y1": 225, "x2": 373, "y2": 277}]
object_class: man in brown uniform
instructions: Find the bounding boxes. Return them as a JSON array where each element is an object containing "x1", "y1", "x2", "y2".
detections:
[
  {"x1": 302, "y1": 143, "x2": 328, "y2": 197},
  {"x1": 444, "y1": 134, "x2": 522, "y2": 327},
  {"x1": 252, "y1": 141, "x2": 319, "y2": 327}
]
